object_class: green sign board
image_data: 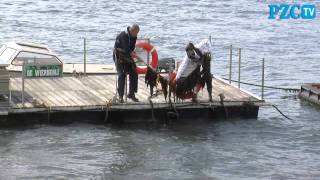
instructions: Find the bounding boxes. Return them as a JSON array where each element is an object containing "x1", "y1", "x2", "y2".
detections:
[{"x1": 24, "y1": 64, "x2": 63, "y2": 78}]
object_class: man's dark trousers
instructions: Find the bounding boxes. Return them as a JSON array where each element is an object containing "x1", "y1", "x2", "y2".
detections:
[{"x1": 115, "y1": 60, "x2": 138, "y2": 98}]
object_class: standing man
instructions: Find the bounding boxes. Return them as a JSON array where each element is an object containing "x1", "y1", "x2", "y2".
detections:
[{"x1": 113, "y1": 24, "x2": 140, "y2": 103}]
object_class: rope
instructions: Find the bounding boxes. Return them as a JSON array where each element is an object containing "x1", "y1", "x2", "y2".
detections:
[
  {"x1": 168, "y1": 97, "x2": 179, "y2": 121},
  {"x1": 219, "y1": 93, "x2": 229, "y2": 119},
  {"x1": 148, "y1": 96, "x2": 155, "y2": 122},
  {"x1": 271, "y1": 105, "x2": 293, "y2": 120},
  {"x1": 208, "y1": 102, "x2": 215, "y2": 112},
  {"x1": 47, "y1": 106, "x2": 51, "y2": 123},
  {"x1": 198, "y1": 101, "x2": 293, "y2": 120},
  {"x1": 261, "y1": 103, "x2": 293, "y2": 120},
  {"x1": 222, "y1": 78, "x2": 300, "y2": 92},
  {"x1": 104, "y1": 99, "x2": 112, "y2": 123},
  {"x1": 150, "y1": 89, "x2": 163, "y2": 98}
]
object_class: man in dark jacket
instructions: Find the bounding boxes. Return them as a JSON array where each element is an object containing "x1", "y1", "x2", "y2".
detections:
[{"x1": 113, "y1": 24, "x2": 140, "y2": 103}]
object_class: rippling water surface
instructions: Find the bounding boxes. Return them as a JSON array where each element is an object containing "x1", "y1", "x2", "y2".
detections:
[{"x1": 1, "y1": 0, "x2": 320, "y2": 179}]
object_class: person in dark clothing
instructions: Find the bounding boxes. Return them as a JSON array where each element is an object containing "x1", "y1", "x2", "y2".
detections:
[{"x1": 113, "y1": 24, "x2": 140, "y2": 103}]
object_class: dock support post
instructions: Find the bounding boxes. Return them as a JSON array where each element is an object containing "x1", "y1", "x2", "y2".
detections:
[
  {"x1": 262, "y1": 58, "x2": 265, "y2": 100},
  {"x1": 83, "y1": 38, "x2": 87, "y2": 76},
  {"x1": 229, "y1": 45, "x2": 232, "y2": 84},
  {"x1": 238, "y1": 48, "x2": 241, "y2": 88}
]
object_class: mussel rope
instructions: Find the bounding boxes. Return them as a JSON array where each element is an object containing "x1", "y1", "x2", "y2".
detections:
[
  {"x1": 148, "y1": 96, "x2": 155, "y2": 121},
  {"x1": 222, "y1": 78, "x2": 300, "y2": 92},
  {"x1": 104, "y1": 98, "x2": 113, "y2": 123}
]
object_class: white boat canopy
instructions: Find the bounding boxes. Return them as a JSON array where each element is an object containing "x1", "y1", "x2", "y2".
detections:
[{"x1": 0, "y1": 42, "x2": 63, "y2": 67}]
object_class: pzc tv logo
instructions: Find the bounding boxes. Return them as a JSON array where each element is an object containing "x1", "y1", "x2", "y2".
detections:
[{"x1": 269, "y1": 4, "x2": 316, "y2": 19}]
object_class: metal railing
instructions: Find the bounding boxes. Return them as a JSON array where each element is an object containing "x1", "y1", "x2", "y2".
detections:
[
  {"x1": 228, "y1": 45, "x2": 265, "y2": 100},
  {"x1": 82, "y1": 37, "x2": 267, "y2": 101}
]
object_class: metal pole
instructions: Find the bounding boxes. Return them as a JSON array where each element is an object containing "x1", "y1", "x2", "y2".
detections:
[
  {"x1": 229, "y1": 45, "x2": 232, "y2": 84},
  {"x1": 84, "y1": 38, "x2": 87, "y2": 76},
  {"x1": 262, "y1": 58, "x2": 265, "y2": 100},
  {"x1": 238, "y1": 48, "x2": 241, "y2": 88},
  {"x1": 147, "y1": 38, "x2": 150, "y2": 66}
]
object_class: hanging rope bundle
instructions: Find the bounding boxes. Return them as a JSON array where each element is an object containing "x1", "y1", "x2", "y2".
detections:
[{"x1": 145, "y1": 66, "x2": 169, "y2": 100}]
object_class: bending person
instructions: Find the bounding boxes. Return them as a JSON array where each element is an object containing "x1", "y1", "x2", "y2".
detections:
[{"x1": 176, "y1": 42, "x2": 204, "y2": 102}]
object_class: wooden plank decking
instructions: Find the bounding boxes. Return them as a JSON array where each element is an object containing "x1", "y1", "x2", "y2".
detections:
[
  {"x1": 0, "y1": 74, "x2": 264, "y2": 125},
  {"x1": 9, "y1": 75, "x2": 261, "y2": 110}
]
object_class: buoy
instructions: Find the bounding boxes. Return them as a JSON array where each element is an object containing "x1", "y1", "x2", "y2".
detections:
[{"x1": 134, "y1": 41, "x2": 158, "y2": 74}]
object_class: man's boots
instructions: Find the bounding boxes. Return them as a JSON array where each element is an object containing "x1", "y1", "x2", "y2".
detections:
[{"x1": 128, "y1": 94, "x2": 139, "y2": 102}]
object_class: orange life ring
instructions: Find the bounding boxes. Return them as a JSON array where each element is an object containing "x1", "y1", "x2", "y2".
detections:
[{"x1": 134, "y1": 41, "x2": 158, "y2": 74}]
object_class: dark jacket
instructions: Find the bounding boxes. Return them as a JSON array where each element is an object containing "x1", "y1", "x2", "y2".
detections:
[{"x1": 114, "y1": 27, "x2": 137, "y2": 58}]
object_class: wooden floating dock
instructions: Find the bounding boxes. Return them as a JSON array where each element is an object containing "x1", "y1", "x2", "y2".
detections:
[
  {"x1": 0, "y1": 74, "x2": 263, "y2": 126},
  {"x1": 299, "y1": 83, "x2": 320, "y2": 106}
]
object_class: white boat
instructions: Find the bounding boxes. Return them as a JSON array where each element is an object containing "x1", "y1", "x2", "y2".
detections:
[{"x1": 0, "y1": 41, "x2": 116, "y2": 76}]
